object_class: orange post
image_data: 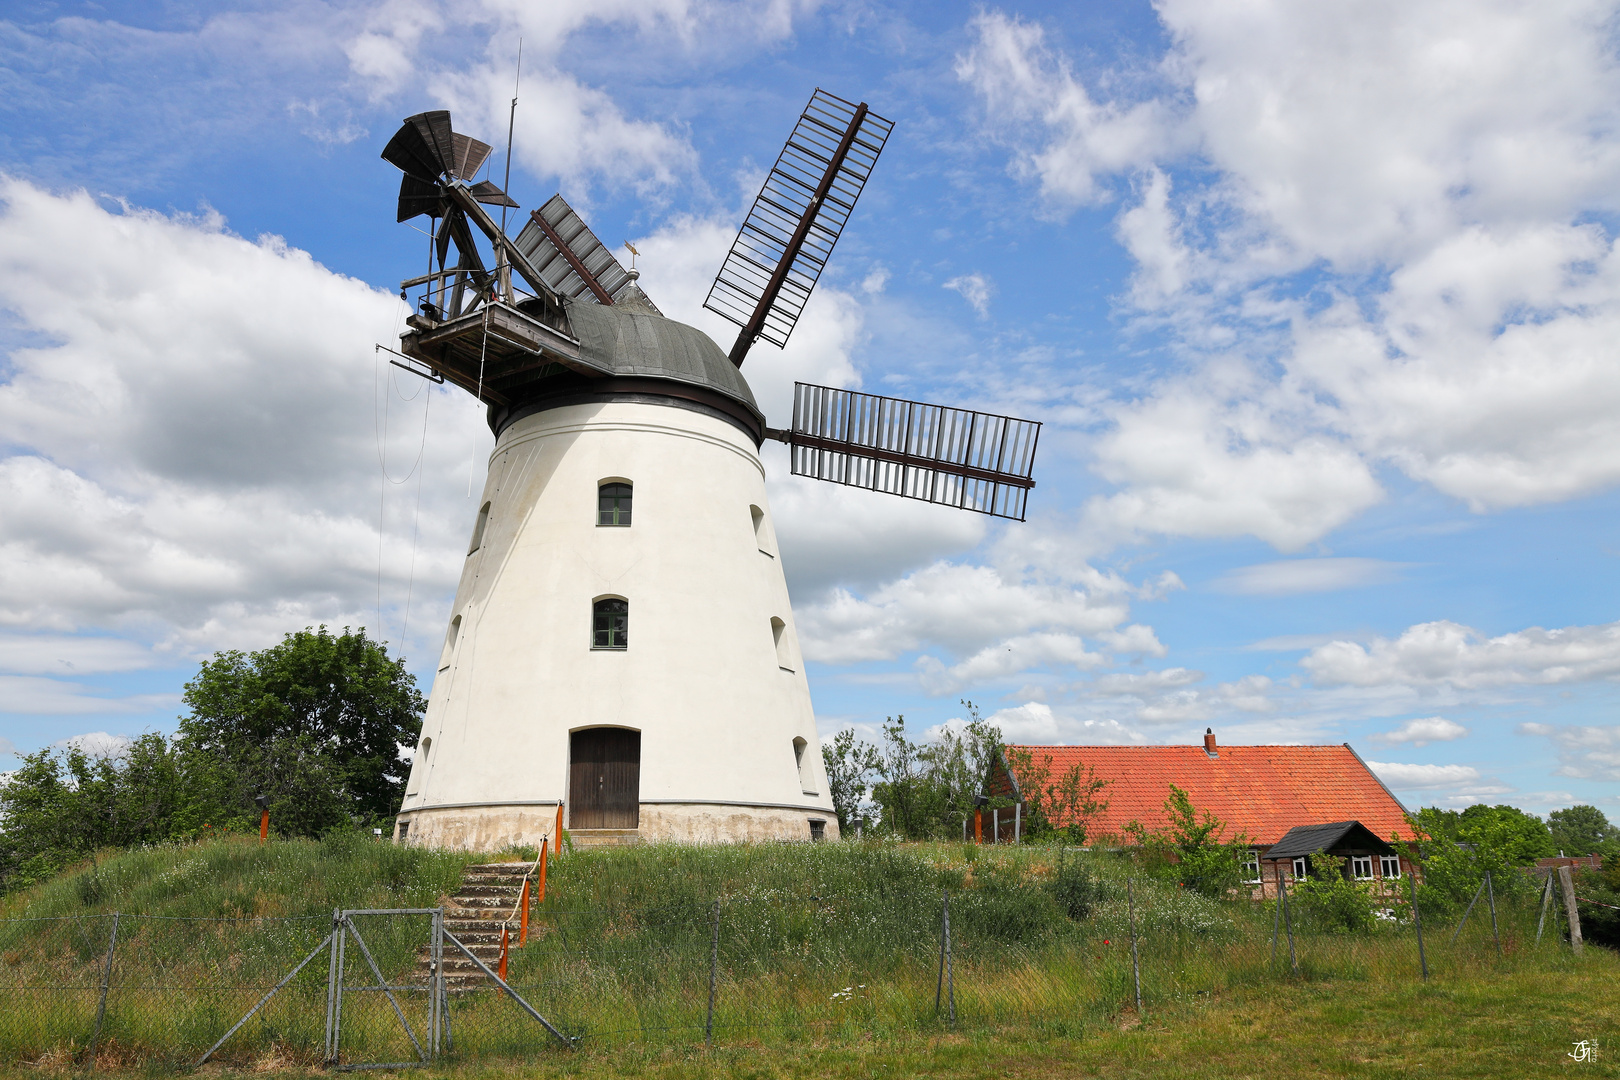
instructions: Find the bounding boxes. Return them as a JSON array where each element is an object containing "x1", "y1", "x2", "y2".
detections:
[
  {"x1": 498, "y1": 925, "x2": 509, "y2": 981},
  {"x1": 259, "y1": 808, "x2": 269, "y2": 843},
  {"x1": 518, "y1": 878, "x2": 530, "y2": 946},
  {"x1": 537, "y1": 844, "x2": 549, "y2": 903},
  {"x1": 974, "y1": 809, "x2": 983, "y2": 844},
  {"x1": 553, "y1": 804, "x2": 564, "y2": 854}
]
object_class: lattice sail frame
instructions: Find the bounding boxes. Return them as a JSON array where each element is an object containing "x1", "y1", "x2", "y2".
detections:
[
  {"x1": 704, "y1": 90, "x2": 893, "y2": 353},
  {"x1": 787, "y1": 383, "x2": 1041, "y2": 521},
  {"x1": 514, "y1": 194, "x2": 655, "y2": 310}
]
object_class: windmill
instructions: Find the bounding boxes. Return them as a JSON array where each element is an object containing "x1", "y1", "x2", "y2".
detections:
[{"x1": 386, "y1": 90, "x2": 1040, "y2": 850}]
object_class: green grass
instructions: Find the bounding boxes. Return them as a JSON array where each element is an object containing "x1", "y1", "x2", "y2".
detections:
[{"x1": 0, "y1": 836, "x2": 1613, "y2": 1077}]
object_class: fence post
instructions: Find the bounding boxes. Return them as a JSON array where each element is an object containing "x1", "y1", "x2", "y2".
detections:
[
  {"x1": 1449, "y1": 876, "x2": 1486, "y2": 945},
  {"x1": 519, "y1": 877, "x2": 531, "y2": 947},
  {"x1": 1279, "y1": 873, "x2": 1298, "y2": 975},
  {"x1": 325, "y1": 908, "x2": 345, "y2": 1064},
  {"x1": 935, "y1": 889, "x2": 949, "y2": 1017},
  {"x1": 537, "y1": 844, "x2": 549, "y2": 903},
  {"x1": 1014, "y1": 802, "x2": 1021, "y2": 843},
  {"x1": 1127, "y1": 878, "x2": 1142, "y2": 1013},
  {"x1": 1407, "y1": 868, "x2": 1429, "y2": 980},
  {"x1": 85, "y1": 912, "x2": 119, "y2": 1070},
  {"x1": 939, "y1": 887, "x2": 946, "y2": 1023},
  {"x1": 553, "y1": 804, "x2": 564, "y2": 854},
  {"x1": 1557, "y1": 865, "x2": 1584, "y2": 954},
  {"x1": 429, "y1": 908, "x2": 441, "y2": 1058},
  {"x1": 1269, "y1": 868, "x2": 1282, "y2": 966},
  {"x1": 1485, "y1": 871, "x2": 1502, "y2": 958},
  {"x1": 992, "y1": 807, "x2": 999, "y2": 844},
  {"x1": 705, "y1": 899, "x2": 720, "y2": 1045},
  {"x1": 1535, "y1": 874, "x2": 1555, "y2": 944}
]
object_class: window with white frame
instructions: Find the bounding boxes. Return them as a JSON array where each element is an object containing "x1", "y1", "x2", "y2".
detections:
[
  {"x1": 1351, "y1": 855, "x2": 1374, "y2": 879},
  {"x1": 1292, "y1": 856, "x2": 1308, "y2": 880},
  {"x1": 1241, "y1": 850, "x2": 1261, "y2": 884},
  {"x1": 1380, "y1": 854, "x2": 1402, "y2": 879}
]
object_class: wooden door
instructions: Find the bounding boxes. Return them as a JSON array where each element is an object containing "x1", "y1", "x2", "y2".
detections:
[{"x1": 569, "y1": 728, "x2": 641, "y2": 829}]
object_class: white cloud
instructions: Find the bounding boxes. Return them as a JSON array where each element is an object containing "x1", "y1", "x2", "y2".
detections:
[
  {"x1": 917, "y1": 632, "x2": 1106, "y2": 696},
  {"x1": 1371, "y1": 716, "x2": 1469, "y2": 747},
  {"x1": 797, "y1": 561, "x2": 1132, "y2": 666},
  {"x1": 1214, "y1": 558, "x2": 1410, "y2": 596},
  {"x1": 943, "y1": 273, "x2": 994, "y2": 317},
  {"x1": 1366, "y1": 760, "x2": 1481, "y2": 791},
  {"x1": 982, "y1": 701, "x2": 1061, "y2": 742},
  {"x1": 0, "y1": 635, "x2": 158, "y2": 675},
  {"x1": 0, "y1": 737, "x2": 15, "y2": 757},
  {"x1": 961, "y1": 2, "x2": 1620, "y2": 548},
  {"x1": 53, "y1": 731, "x2": 135, "y2": 759},
  {"x1": 956, "y1": 11, "x2": 1178, "y2": 206},
  {"x1": 1303, "y1": 619, "x2": 1620, "y2": 690},
  {"x1": 0, "y1": 180, "x2": 481, "y2": 667},
  {"x1": 0, "y1": 676, "x2": 175, "y2": 716},
  {"x1": 1083, "y1": 384, "x2": 1383, "y2": 551},
  {"x1": 1518, "y1": 723, "x2": 1620, "y2": 782}
]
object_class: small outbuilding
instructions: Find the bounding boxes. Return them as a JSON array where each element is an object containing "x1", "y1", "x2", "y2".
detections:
[{"x1": 1264, "y1": 821, "x2": 1405, "y2": 894}]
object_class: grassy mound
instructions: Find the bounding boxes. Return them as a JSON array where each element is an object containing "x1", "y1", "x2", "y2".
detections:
[{"x1": 0, "y1": 835, "x2": 1606, "y2": 1073}]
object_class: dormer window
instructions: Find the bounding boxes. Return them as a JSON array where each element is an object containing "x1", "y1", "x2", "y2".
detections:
[{"x1": 599, "y1": 483, "x2": 632, "y2": 526}]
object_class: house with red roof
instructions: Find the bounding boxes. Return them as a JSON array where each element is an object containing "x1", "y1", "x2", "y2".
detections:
[{"x1": 987, "y1": 729, "x2": 1417, "y2": 898}]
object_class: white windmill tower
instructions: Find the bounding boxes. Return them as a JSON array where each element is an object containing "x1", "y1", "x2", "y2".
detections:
[{"x1": 382, "y1": 93, "x2": 1041, "y2": 849}]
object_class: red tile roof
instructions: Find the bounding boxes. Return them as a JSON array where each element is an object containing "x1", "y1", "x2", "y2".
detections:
[{"x1": 997, "y1": 743, "x2": 1409, "y2": 847}]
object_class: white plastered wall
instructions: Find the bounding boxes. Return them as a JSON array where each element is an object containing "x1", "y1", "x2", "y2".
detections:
[{"x1": 397, "y1": 399, "x2": 837, "y2": 848}]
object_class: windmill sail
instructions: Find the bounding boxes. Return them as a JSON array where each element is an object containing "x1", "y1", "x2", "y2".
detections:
[
  {"x1": 515, "y1": 194, "x2": 657, "y2": 311},
  {"x1": 705, "y1": 89, "x2": 893, "y2": 366},
  {"x1": 782, "y1": 383, "x2": 1040, "y2": 521}
]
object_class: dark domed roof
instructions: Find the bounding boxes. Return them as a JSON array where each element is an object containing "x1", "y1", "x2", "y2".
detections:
[{"x1": 564, "y1": 299, "x2": 759, "y2": 419}]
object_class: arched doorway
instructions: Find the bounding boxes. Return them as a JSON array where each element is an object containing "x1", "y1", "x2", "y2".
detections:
[{"x1": 569, "y1": 727, "x2": 641, "y2": 829}]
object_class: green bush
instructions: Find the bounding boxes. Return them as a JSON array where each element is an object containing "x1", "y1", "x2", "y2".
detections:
[
  {"x1": 1288, "y1": 852, "x2": 1378, "y2": 934},
  {"x1": 1048, "y1": 853, "x2": 1104, "y2": 921}
]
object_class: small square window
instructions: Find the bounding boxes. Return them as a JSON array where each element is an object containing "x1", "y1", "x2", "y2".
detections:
[
  {"x1": 1292, "y1": 856, "x2": 1308, "y2": 880},
  {"x1": 809, "y1": 819, "x2": 826, "y2": 842},
  {"x1": 1352, "y1": 855, "x2": 1374, "y2": 880},
  {"x1": 1380, "y1": 855, "x2": 1402, "y2": 879},
  {"x1": 1241, "y1": 850, "x2": 1261, "y2": 883}
]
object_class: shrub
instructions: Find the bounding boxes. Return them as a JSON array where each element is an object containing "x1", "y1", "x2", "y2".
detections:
[
  {"x1": 1048, "y1": 853, "x2": 1105, "y2": 921},
  {"x1": 1288, "y1": 852, "x2": 1377, "y2": 934}
]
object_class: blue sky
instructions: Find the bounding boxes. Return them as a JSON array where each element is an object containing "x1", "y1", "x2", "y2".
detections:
[{"x1": 2, "y1": 0, "x2": 1618, "y2": 817}]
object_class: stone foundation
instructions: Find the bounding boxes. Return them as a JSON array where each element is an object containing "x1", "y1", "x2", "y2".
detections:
[{"x1": 396, "y1": 801, "x2": 838, "y2": 850}]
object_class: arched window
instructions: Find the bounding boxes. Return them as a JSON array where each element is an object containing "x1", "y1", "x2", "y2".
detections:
[
  {"x1": 750, "y1": 504, "x2": 773, "y2": 556},
  {"x1": 793, "y1": 736, "x2": 818, "y2": 794},
  {"x1": 771, "y1": 617, "x2": 793, "y2": 671},
  {"x1": 468, "y1": 501, "x2": 491, "y2": 553},
  {"x1": 593, "y1": 598, "x2": 629, "y2": 649},
  {"x1": 440, "y1": 615, "x2": 462, "y2": 670},
  {"x1": 599, "y1": 482, "x2": 632, "y2": 526}
]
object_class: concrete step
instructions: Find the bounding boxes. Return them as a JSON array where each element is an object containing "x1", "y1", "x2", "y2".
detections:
[
  {"x1": 455, "y1": 883, "x2": 527, "y2": 898},
  {"x1": 570, "y1": 829, "x2": 640, "y2": 849}
]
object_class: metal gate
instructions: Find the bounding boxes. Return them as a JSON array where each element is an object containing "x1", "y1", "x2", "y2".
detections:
[{"x1": 197, "y1": 907, "x2": 569, "y2": 1068}]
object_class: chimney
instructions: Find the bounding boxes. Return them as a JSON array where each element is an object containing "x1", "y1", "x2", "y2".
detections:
[{"x1": 1203, "y1": 728, "x2": 1218, "y2": 757}]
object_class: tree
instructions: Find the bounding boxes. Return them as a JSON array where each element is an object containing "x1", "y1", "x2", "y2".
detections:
[
  {"x1": 1403, "y1": 804, "x2": 1553, "y2": 916},
  {"x1": 1003, "y1": 747, "x2": 1109, "y2": 844},
  {"x1": 867, "y1": 706, "x2": 1004, "y2": 840},
  {"x1": 178, "y1": 626, "x2": 424, "y2": 828},
  {"x1": 1126, "y1": 784, "x2": 1249, "y2": 898},
  {"x1": 1547, "y1": 805, "x2": 1617, "y2": 857},
  {"x1": 821, "y1": 728, "x2": 878, "y2": 836},
  {"x1": 0, "y1": 734, "x2": 192, "y2": 893}
]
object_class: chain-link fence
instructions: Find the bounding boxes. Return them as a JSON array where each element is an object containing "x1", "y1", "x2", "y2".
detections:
[{"x1": 0, "y1": 868, "x2": 1588, "y2": 1069}]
